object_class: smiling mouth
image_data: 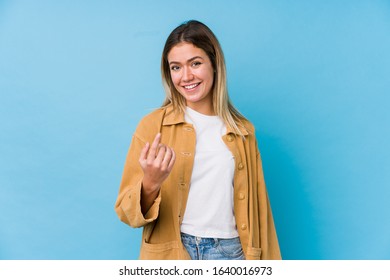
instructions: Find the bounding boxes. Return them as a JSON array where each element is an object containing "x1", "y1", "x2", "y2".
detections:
[{"x1": 183, "y1": 83, "x2": 200, "y2": 90}]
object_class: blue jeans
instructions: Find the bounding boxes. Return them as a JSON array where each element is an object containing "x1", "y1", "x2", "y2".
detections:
[{"x1": 181, "y1": 232, "x2": 245, "y2": 260}]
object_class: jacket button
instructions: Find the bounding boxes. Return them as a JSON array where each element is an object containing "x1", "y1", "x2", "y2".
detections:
[
  {"x1": 238, "y1": 163, "x2": 244, "y2": 170},
  {"x1": 238, "y1": 193, "x2": 245, "y2": 200},
  {"x1": 241, "y1": 224, "x2": 247, "y2": 230},
  {"x1": 227, "y1": 135, "x2": 234, "y2": 142}
]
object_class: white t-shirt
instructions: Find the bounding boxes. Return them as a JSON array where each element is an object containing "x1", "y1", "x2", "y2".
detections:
[{"x1": 180, "y1": 107, "x2": 239, "y2": 238}]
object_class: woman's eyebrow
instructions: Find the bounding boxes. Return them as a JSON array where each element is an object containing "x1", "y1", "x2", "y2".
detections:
[{"x1": 169, "y1": 56, "x2": 204, "y2": 65}]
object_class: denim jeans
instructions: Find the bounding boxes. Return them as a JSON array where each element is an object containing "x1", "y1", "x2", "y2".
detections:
[{"x1": 181, "y1": 232, "x2": 245, "y2": 260}]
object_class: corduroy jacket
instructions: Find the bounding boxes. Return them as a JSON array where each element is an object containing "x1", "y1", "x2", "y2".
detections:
[{"x1": 115, "y1": 104, "x2": 281, "y2": 260}]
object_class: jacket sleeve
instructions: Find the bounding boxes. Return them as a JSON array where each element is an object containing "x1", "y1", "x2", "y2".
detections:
[
  {"x1": 114, "y1": 132, "x2": 161, "y2": 228},
  {"x1": 256, "y1": 148, "x2": 282, "y2": 260}
]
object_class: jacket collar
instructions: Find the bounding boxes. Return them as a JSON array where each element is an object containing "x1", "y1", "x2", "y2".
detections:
[
  {"x1": 227, "y1": 125, "x2": 249, "y2": 136},
  {"x1": 162, "y1": 104, "x2": 249, "y2": 136},
  {"x1": 162, "y1": 105, "x2": 185, "y2": 126}
]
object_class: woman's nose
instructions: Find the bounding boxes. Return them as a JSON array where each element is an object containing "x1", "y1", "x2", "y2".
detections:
[{"x1": 182, "y1": 67, "x2": 194, "y2": 82}]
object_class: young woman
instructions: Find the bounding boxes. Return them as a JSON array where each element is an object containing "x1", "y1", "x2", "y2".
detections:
[{"x1": 115, "y1": 20, "x2": 281, "y2": 260}]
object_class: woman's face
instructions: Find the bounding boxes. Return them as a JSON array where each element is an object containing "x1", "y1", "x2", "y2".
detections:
[{"x1": 167, "y1": 42, "x2": 214, "y2": 114}]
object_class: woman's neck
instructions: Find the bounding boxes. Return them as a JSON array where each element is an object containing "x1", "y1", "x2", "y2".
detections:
[{"x1": 186, "y1": 102, "x2": 215, "y2": 116}]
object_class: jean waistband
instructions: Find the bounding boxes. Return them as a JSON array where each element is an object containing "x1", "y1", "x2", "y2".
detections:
[{"x1": 180, "y1": 232, "x2": 240, "y2": 246}]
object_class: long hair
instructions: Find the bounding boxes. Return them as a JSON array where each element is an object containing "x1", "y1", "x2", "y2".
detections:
[{"x1": 161, "y1": 20, "x2": 246, "y2": 136}]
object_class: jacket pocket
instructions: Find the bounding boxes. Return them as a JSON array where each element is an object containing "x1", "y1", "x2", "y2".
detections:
[
  {"x1": 245, "y1": 246, "x2": 262, "y2": 260},
  {"x1": 140, "y1": 240, "x2": 190, "y2": 260}
]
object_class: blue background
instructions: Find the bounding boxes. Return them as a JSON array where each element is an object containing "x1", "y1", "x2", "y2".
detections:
[{"x1": 1, "y1": 0, "x2": 389, "y2": 260}]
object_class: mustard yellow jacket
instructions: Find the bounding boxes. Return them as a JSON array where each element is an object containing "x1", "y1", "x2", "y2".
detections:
[{"x1": 115, "y1": 105, "x2": 281, "y2": 260}]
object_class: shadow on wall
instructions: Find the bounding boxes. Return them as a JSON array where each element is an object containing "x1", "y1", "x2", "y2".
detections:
[{"x1": 259, "y1": 134, "x2": 321, "y2": 260}]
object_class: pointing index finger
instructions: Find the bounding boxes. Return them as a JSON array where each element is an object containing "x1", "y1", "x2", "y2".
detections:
[{"x1": 148, "y1": 133, "x2": 161, "y2": 159}]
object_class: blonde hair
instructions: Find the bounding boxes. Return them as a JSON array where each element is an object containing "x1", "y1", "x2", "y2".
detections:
[{"x1": 161, "y1": 20, "x2": 246, "y2": 136}]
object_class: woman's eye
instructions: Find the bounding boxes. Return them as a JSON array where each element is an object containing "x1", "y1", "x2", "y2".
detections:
[
  {"x1": 171, "y1": 65, "x2": 180, "y2": 71},
  {"x1": 192, "y1": 61, "x2": 201, "y2": 67}
]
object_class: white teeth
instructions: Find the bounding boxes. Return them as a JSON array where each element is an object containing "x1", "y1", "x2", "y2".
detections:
[{"x1": 184, "y1": 83, "x2": 199, "y2": 89}]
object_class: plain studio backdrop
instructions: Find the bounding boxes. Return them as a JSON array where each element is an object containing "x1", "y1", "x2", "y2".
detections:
[{"x1": 0, "y1": 0, "x2": 389, "y2": 260}]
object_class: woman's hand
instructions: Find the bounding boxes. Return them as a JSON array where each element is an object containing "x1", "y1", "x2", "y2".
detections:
[{"x1": 139, "y1": 133, "x2": 175, "y2": 213}]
